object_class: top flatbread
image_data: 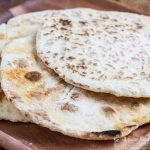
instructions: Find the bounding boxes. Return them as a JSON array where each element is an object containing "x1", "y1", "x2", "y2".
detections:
[
  {"x1": 2, "y1": 9, "x2": 150, "y2": 140},
  {"x1": 37, "y1": 8, "x2": 150, "y2": 98}
]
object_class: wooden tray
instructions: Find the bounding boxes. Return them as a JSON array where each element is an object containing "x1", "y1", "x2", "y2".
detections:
[
  {"x1": 0, "y1": 0, "x2": 150, "y2": 149},
  {"x1": 0, "y1": 0, "x2": 149, "y2": 23},
  {"x1": 1, "y1": 121, "x2": 150, "y2": 150}
]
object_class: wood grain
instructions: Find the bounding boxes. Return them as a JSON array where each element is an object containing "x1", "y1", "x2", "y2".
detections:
[
  {"x1": 0, "y1": 0, "x2": 149, "y2": 23},
  {"x1": 114, "y1": 0, "x2": 150, "y2": 14},
  {"x1": 1, "y1": 121, "x2": 150, "y2": 150},
  {"x1": 10, "y1": 0, "x2": 146, "y2": 13},
  {"x1": 0, "y1": 0, "x2": 150, "y2": 14},
  {"x1": 1, "y1": 0, "x2": 148, "y2": 23}
]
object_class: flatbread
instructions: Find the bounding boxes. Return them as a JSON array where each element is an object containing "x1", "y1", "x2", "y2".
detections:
[
  {"x1": 0, "y1": 9, "x2": 68, "y2": 123},
  {"x1": 7, "y1": 10, "x2": 52, "y2": 39},
  {"x1": 2, "y1": 21, "x2": 150, "y2": 140},
  {"x1": 0, "y1": 24, "x2": 7, "y2": 52},
  {"x1": 0, "y1": 24, "x2": 29, "y2": 122},
  {"x1": 37, "y1": 8, "x2": 150, "y2": 98},
  {"x1": 0, "y1": 88, "x2": 30, "y2": 122}
]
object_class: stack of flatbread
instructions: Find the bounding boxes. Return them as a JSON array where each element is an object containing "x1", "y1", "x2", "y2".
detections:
[{"x1": 0, "y1": 8, "x2": 150, "y2": 140}]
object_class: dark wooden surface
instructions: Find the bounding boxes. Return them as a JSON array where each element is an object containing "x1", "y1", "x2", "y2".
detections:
[
  {"x1": 0, "y1": 0, "x2": 150, "y2": 23},
  {"x1": 0, "y1": 0, "x2": 150, "y2": 150},
  {"x1": 1, "y1": 121, "x2": 150, "y2": 150},
  {"x1": 0, "y1": 0, "x2": 150, "y2": 14},
  {"x1": 0, "y1": 0, "x2": 27, "y2": 13},
  {"x1": 115, "y1": 0, "x2": 150, "y2": 14}
]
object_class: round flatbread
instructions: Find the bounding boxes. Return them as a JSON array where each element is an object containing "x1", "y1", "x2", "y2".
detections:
[
  {"x1": 2, "y1": 19, "x2": 150, "y2": 140},
  {"x1": 37, "y1": 8, "x2": 150, "y2": 98}
]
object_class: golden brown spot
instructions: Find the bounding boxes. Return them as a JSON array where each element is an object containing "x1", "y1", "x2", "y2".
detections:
[
  {"x1": 25, "y1": 71, "x2": 41, "y2": 82},
  {"x1": 61, "y1": 103, "x2": 78, "y2": 112},
  {"x1": 80, "y1": 65, "x2": 87, "y2": 69},
  {"x1": 0, "y1": 33, "x2": 5, "y2": 40},
  {"x1": 59, "y1": 19, "x2": 72, "y2": 26},
  {"x1": 93, "y1": 63, "x2": 97, "y2": 66},
  {"x1": 67, "y1": 56, "x2": 75, "y2": 60},
  {"x1": 66, "y1": 64, "x2": 72, "y2": 70},
  {"x1": 135, "y1": 23, "x2": 143, "y2": 29},
  {"x1": 71, "y1": 93, "x2": 80, "y2": 100},
  {"x1": 27, "y1": 91, "x2": 44, "y2": 99},
  {"x1": 103, "y1": 106, "x2": 116, "y2": 117},
  {"x1": 6, "y1": 69, "x2": 28, "y2": 84},
  {"x1": 26, "y1": 84, "x2": 52, "y2": 100},
  {"x1": 79, "y1": 21, "x2": 87, "y2": 25},
  {"x1": 77, "y1": 32, "x2": 89, "y2": 36},
  {"x1": 80, "y1": 59, "x2": 85, "y2": 63}
]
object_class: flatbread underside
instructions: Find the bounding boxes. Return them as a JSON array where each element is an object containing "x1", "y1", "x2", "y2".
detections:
[
  {"x1": 1, "y1": 9, "x2": 150, "y2": 140},
  {"x1": 36, "y1": 8, "x2": 150, "y2": 98}
]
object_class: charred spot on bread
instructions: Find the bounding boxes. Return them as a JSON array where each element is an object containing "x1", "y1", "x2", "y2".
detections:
[
  {"x1": 59, "y1": 19, "x2": 72, "y2": 26},
  {"x1": 25, "y1": 71, "x2": 41, "y2": 81},
  {"x1": 94, "y1": 130, "x2": 121, "y2": 137}
]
